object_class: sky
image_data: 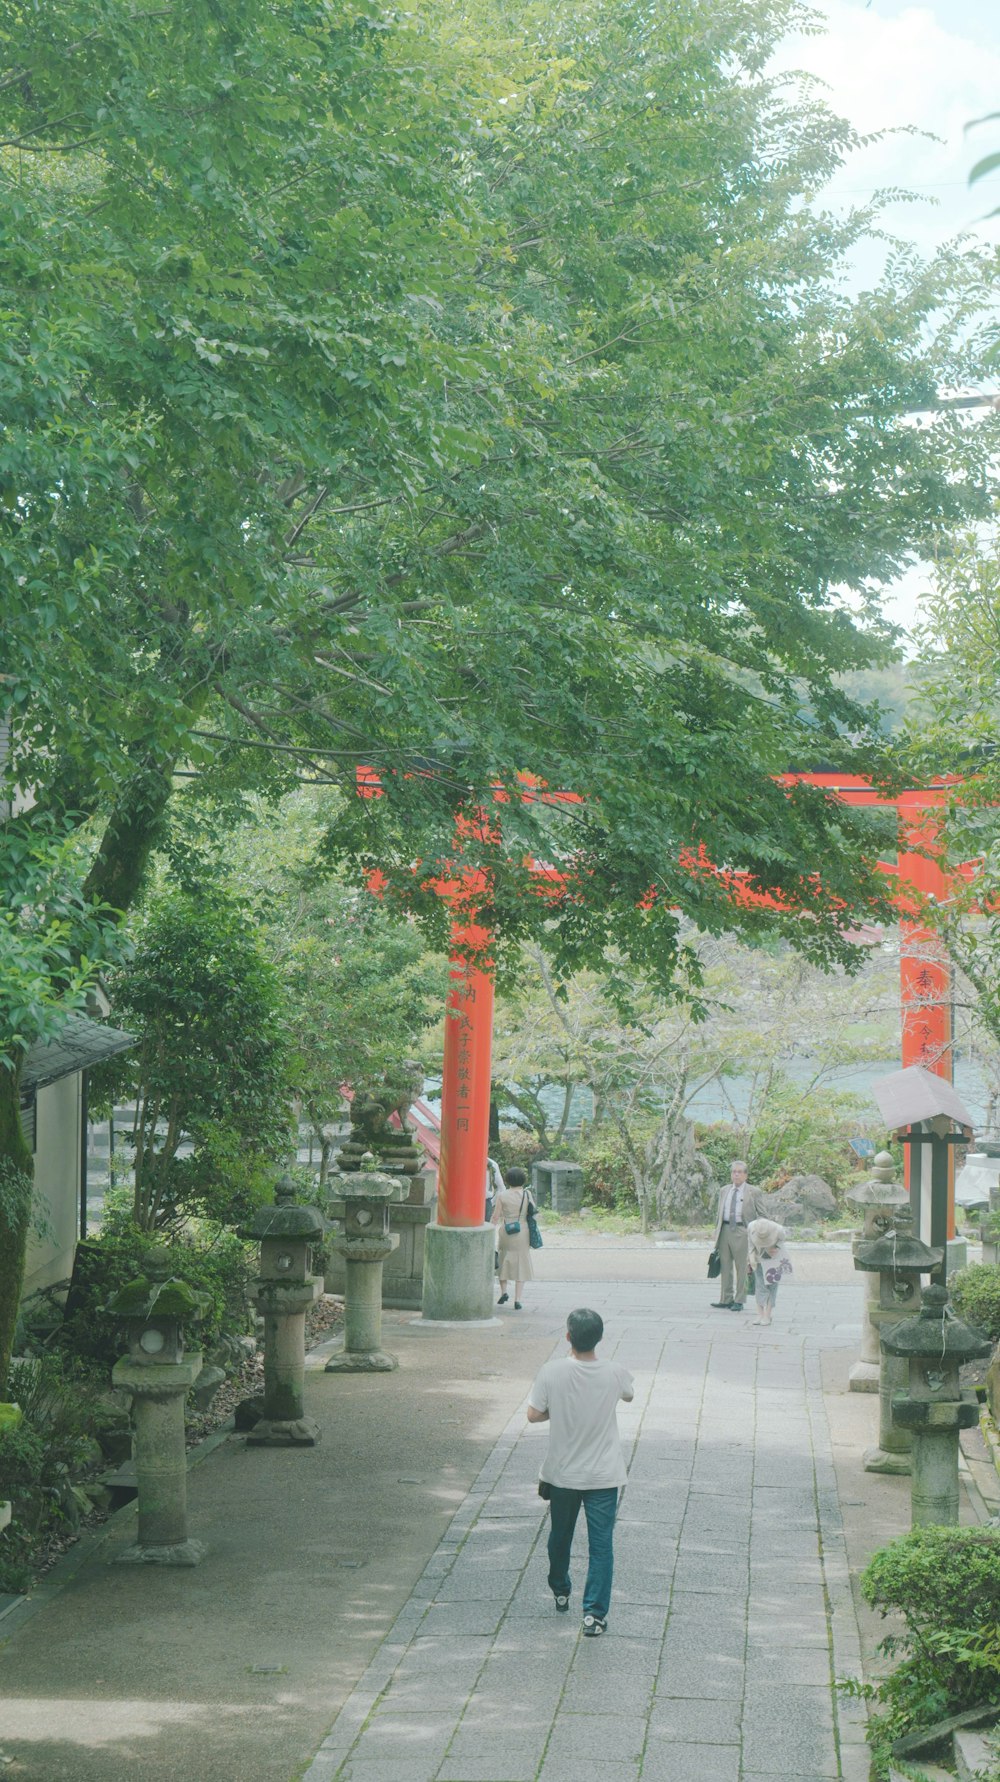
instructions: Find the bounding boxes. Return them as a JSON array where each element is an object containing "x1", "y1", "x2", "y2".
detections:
[{"x1": 776, "y1": 0, "x2": 1000, "y2": 639}]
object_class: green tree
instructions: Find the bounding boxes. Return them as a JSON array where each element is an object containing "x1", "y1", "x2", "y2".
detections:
[
  {"x1": 4, "y1": 0, "x2": 1000, "y2": 1357},
  {"x1": 215, "y1": 790, "x2": 446, "y2": 1181},
  {"x1": 494, "y1": 935, "x2": 896, "y2": 1225},
  {"x1": 94, "y1": 887, "x2": 291, "y2": 1231},
  {"x1": 906, "y1": 529, "x2": 1000, "y2": 1095},
  {"x1": 0, "y1": 827, "x2": 123, "y2": 1393}
]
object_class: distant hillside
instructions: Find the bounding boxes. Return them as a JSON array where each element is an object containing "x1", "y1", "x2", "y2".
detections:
[{"x1": 834, "y1": 663, "x2": 931, "y2": 736}]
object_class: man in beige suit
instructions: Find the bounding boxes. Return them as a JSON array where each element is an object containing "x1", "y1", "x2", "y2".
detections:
[{"x1": 711, "y1": 1160, "x2": 765, "y2": 1312}]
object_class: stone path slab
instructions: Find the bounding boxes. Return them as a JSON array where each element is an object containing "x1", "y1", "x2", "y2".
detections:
[{"x1": 303, "y1": 1279, "x2": 870, "y2": 1782}]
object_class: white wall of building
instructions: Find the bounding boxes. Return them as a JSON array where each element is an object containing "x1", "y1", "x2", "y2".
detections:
[{"x1": 24, "y1": 1075, "x2": 81, "y2": 1296}]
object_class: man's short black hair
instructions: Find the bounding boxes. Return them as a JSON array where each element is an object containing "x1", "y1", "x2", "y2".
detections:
[
  {"x1": 506, "y1": 1167, "x2": 528, "y2": 1188},
  {"x1": 566, "y1": 1307, "x2": 604, "y2": 1352}
]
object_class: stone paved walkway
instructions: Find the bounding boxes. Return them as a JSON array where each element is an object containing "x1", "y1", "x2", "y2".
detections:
[{"x1": 303, "y1": 1276, "x2": 871, "y2": 1782}]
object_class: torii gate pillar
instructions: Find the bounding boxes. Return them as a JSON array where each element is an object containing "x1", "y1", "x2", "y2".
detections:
[
  {"x1": 897, "y1": 791, "x2": 957, "y2": 1243},
  {"x1": 422, "y1": 914, "x2": 496, "y2": 1321}
]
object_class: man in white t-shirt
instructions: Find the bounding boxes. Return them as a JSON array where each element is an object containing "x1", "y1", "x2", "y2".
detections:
[{"x1": 527, "y1": 1307, "x2": 634, "y2": 1638}]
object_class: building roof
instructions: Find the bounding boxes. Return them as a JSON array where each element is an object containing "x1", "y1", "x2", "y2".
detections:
[
  {"x1": 20, "y1": 1012, "x2": 135, "y2": 1095},
  {"x1": 871, "y1": 1064, "x2": 974, "y2": 1133}
]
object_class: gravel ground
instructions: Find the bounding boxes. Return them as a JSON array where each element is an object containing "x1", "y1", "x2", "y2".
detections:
[{"x1": 184, "y1": 1293, "x2": 344, "y2": 1444}]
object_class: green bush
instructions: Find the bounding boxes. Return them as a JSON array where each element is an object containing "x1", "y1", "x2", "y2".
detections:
[
  {"x1": 492, "y1": 1128, "x2": 547, "y2": 1179},
  {"x1": 949, "y1": 1264, "x2": 1000, "y2": 1346},
  {"x1": 695, "y1": 1087, "x2": 875, "y2": 1199},
  {"x1": 0, "y1": 1354, "x2": 110, "y2": 1593},
  {"x1": 694, "y1": 1122, "x2": 742, "y2": 1189},
  {"x1": 854, "y1": 1527, "x2": 1000, "y2": 1774},
  {"x1": 54, "y1": 1213, "x2": 256, "y2": 1370},
  {"x1": 577, "y1": 1123, "x2": 646, "y2": 1213}
]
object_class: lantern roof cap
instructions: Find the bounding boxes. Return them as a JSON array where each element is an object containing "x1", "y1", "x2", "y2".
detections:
[
  {"x1": 854, "y1": 1209, "x2": 943, "y2": 1273},
  {"x1": 341, "y1": 1152, "x2": 403, "y2": 1201},
  {"x1": 881, "y1": 1285, "x2": 992, "y2": 1361},
  {"x1": 244, "y1": 1174, "x2": 325, "y2": 1240},
  {"x1": 105, "y1": 1246, "x2": 211, "y2": 1320},
  {"x1": 845, "y1": 1152, "x2": 908, "y2": 1209},
  {"x1": 872, "y1": 1065, "x2": 974, "y2": 1133}
]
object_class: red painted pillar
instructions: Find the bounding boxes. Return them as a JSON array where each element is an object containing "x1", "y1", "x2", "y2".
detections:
[
  {"x1": 437, "y1": 916, "x2": 495, "y2": 1227},
  {"x1": 897, "y1": 791, "x2": 952, "y2": 1082},
  {"x1": 897, "y1": 790, "x2": 955, "y2": 1234}
]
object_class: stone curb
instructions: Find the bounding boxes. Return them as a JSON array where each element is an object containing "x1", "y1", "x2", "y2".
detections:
[{"x1": 804, "y1": 1346, "x2": 870, "y2": 1774}]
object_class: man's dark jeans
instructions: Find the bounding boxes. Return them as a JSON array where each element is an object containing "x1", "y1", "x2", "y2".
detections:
[{"x1": 546, "y1": 1485, "x2": 619, "y2": 1620}]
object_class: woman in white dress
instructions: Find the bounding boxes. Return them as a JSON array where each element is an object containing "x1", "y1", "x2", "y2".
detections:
[{"x1": 491, "y1": 1167, "x2": 536, "y2": 1309}]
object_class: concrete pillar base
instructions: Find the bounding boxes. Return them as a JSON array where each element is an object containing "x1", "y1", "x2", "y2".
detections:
[
  {"x1": 863, "y1": 1445, "x2": 912, "y2": 1475},
  {"x1": 114, "y1": 1538, "x2": 207, "y2": 1567},
  {"x1": 410, "y1": 1317, "x2": 501, "y2": 1330},
  {"x1": 848, "y1": 1360, "x2": 880, "y2": 1393},
  {"x1": 325, "y1": 1347, "x2": 398, "y2": 1373},
  {"x1": 246, "y1": 1416, "x2": 320, "y2": 1447},
  {"x1": 422, "y1": 1223, "x2": 494, "y2": 1321}
]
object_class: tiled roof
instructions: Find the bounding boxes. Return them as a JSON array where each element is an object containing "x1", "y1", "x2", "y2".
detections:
[{"x1": 21, "y1": 1013, "x2": 135, "y2": 1094}]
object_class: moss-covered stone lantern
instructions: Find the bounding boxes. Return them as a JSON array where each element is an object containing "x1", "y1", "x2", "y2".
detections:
[
  {"x1": 107, "y1": 1249, "x2": 210, "y2": 1566},
  {"x1": 854, "y1": 1206, "x2": 942, "y2": 1475},
  {"x1": 845, "y1": 1151, "x2": 908, "y2": 1394},
  {"x1": 883, "y1": 1285, "x2": 991, "y2": 1526},
  {"x1": 326, "y1": 1154, "x2": 403, "y2": 1373},
  {"x1": 243, "y1": 1175, "x2": 324, "y2": 1446}
]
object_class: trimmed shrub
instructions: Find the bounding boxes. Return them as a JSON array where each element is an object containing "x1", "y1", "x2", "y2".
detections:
[
  {"x1": 54, "y1": 1213, "x2": 255, "y2": 1370},
  {"x1": 854, "y1": 1527, "x2": 1000, "y2": 1775},
  {"x1": 949, "y1": 1263, "x2": 1000, "y2": 1347},
  {"x1": 577, "y1": 1123, "x2": 646, "y2": 1213}
]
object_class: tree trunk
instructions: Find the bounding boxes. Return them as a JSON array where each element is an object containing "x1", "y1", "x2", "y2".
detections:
[
  {"x1": 319, "y1": 1137, "x2": 332, "y2": 1186},
  {"x1": 82, "y1": 763, "x2": 174, "y2": 915},
  {"x1": 0, "y1": 1061, "x2": 34, "y2": 1398},
  {"x1": 555, "y1": 1078, "x2": 574, "y2": 1142}
]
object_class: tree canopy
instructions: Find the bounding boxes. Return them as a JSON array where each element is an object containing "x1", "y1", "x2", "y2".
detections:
[
  {"x1": 4, "y1": 0, "x2": 999, "y2": 1002},
  {"x1": 5, "y1": 0, "x2": 1000, "y2": 1389}
]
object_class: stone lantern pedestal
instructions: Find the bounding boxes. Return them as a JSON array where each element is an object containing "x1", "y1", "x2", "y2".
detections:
[
  {"x1": 326, "y1": 1157, "x2": 402, "y2": 1373},
  {"x1": 845, "y1": 1152, "x2": 908, "y2": 1394},
  {"x1": 244, "y1": 1176, "x2": 324, "y2": 1447},
  {"x1": 883, "y1": 1285, "x2": 991, "y2": 1526},
  {"x1": 854, "y1": 1208, "x2": 942, "y2": 1475},
  {"x1": 107, "y1": 1250, "x2": 209, "y2": 1566}
]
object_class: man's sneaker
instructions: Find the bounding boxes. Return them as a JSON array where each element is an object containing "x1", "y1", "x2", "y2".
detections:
[
  {"x1": 554, "y1": 1593, "x2": 570, "y2": 1613},
  {"x1": 582, "y1": 1615, "x2": 607, "y2": 1638}
]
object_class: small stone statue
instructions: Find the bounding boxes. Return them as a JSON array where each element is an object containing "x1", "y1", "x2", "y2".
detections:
[{"x1": 338, "y1": 1061, "x2": 424, "y2": 1178}]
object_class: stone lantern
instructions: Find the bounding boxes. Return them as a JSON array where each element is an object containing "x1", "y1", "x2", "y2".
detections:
[
  {"x1": 872, "y1": 1065, "x2": 974, "y2": 1280},
  {"x1": 883, "y1": 1285, "x2": 991, "y2": 1526},
  {"x1": 244, "y1": 1175, "x2": 324, "y2": 1447},
  {"x1": 326, "y1": 1154, "x2": 403, "y2": 1373},
  {"x1": 854, "y1": 1206, "x2": 942, "y2": 1475},
  {"x1": 107, "y1": 1249, "x2": 209, "y2": 1566},
  {"x1": 845, "y1": 1152, "x2": 908, "y2": 1394}
]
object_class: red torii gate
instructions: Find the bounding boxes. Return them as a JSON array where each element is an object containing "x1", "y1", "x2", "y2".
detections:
[{"x1": 362, "y1": 769, "x2": 966, "y2": 1243}]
